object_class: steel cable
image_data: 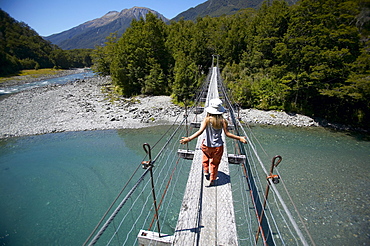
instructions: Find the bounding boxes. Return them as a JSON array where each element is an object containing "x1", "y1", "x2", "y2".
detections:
[
  {"x1": 85, "y1": 64, "x2": 314, "y2": 246},
  {"x1": 220, "y1": 69, "x2": 312, "y2": 245}
]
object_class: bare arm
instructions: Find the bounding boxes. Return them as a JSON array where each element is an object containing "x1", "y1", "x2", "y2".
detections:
[
  {"x1": 223, "y1": 119, "x2": 247, "y2": 144},
  {"x1": 180, "y1": 117, "x2": 208, "y2": 144}
]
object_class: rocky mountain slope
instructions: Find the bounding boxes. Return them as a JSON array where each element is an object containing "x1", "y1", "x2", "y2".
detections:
[
  {"x1": 171, "y1": 0, "x2": 298, "y2": 21},
  {"x1": 45, "y1": 7, "x2": 168, "y2": 50},
  {"x1": 45, "y1": 0, "x2": 299, "y2": 50}
]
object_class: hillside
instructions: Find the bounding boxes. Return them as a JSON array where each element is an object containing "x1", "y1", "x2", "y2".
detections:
[
  {"x1": 0, "y1": 9, "x2": 55, "y2": 75},
  {"x1": 45, "y1": 7, "x2": 168, "y2": 50},
  {"x1": 172, "y1": 0, "x2": 298, "y2": 21}
]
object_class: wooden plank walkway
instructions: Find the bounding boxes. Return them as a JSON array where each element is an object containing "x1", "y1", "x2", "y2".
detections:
[
  {"x1": 173, "y1": 133, "x2": 238, "y2": 245},
  {"x1": 173, "y1": 67, "x2": 238, "y2": 245}
]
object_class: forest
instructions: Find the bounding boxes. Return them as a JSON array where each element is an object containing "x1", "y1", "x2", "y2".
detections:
[
  {"x1": 92, "y1": 0, "x2": 369, "y2": 128},
  {"x1": 0, "y1": 9, "x2": 93, "y2": 75}
]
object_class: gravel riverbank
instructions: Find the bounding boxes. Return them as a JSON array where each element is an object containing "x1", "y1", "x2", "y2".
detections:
[
  {"x1": 0, "y1": 76, "x2": 184, "y2": 138},
  {"x1": 0, "y1": 75, "x2": 354, "y2": 139}
]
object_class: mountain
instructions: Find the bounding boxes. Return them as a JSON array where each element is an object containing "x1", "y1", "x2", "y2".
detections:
[
  {"x1": 45, "y1": 7, "x2": 168, "y2": 50},
  {"x1": 172, "y1": 0, "x2": 298, "y2": 21},
  {"x1": 46, "y1": 1, "x2": 300, "y2": 50}
]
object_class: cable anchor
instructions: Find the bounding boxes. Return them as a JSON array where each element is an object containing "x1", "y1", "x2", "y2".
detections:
[
  {"x1": 267, "y1": 174, "x2": 280, "y2": 184},
  {"x1": 267, "y1": 155, "x2": 282, "y2": 184},
  {"x1": 141, "y1": 143, "x2": 161, "y2": 237},
  {"x1": 141, "y1": 143, "x2": 153, "y2": 169},
  {"x1": 256, "y1": 155, "x2": 283, "y2": 244}
]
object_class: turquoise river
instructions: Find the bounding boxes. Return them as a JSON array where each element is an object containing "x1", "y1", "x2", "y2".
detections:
[{"x1": 0, "y1": 125, "x2": 369, "y2": 245}]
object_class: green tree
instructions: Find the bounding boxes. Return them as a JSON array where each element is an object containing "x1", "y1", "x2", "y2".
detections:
[
  {"x1": 92, "y1": 32, "x2": 118, "y2": 76},
  {"x1": 172, "y1": 51, "x2": 199, "y2": 103},
  {"x1": 110, "y1": 13, "x2": 170, "y2": 96},
  {"x1": 278, "y1": 0, "x2": 360, "y2": 114},
  {"x1": 50, "y1": 49, "x2": 70, "y2": 69},
  {"x1": 319, "y1": 0, "x2": 370, "y2": 126},
  {"x1": 222, "y1": 63, "x2": 253, "y2": 107},
  {"x1": 1, "y1": 9, "x2": 93, "y2": 75}
]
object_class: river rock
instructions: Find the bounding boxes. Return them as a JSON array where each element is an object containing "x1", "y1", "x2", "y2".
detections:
[{"x1": 0, "y1": 75, "x2": 358, "y2": 139}]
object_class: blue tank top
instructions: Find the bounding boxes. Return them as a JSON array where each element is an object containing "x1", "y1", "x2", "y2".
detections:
[{"x1": 205, "y1": 124, "x2": 224, "y2": 147}]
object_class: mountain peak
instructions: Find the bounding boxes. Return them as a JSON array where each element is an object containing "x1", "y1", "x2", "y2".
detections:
[
  {"x1": 119, "y1": 7, "x2": 168, "y2": 22},
  {"x1": 103, "y1": 11, "x2": 119, "y2": 18}
]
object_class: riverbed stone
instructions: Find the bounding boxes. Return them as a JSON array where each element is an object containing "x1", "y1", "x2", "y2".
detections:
[{"x1": 0, "y1": 74, "x2": 358, "y2": 139}]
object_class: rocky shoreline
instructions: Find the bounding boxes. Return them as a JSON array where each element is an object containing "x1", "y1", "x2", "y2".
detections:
[{"x1": 0, "y1": 75, "x2": 361, "y2": 139}]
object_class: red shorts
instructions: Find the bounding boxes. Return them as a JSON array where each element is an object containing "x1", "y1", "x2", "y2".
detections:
[{"x1": 201, "y1": 144, "x2": 224, "y2": 181}]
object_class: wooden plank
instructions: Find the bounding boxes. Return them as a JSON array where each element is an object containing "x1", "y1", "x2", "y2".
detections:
[
  {"x1": 215, "y1": 140, "x2": 238, "y2": 245},
  {"x1": 138, "y1": 230, "x2": 174, "y2": 246},
  {"x1": 228, "y1": 154, "x2": 246, "y2": 164},
  {"x1": 173, "y1": 66, "x2": 238, "y2": 245},
  {"x1": 173, "y1": 134, "x2": 238, "y2": 245},
  {"x1": 177, "y1": 149, "x2": 195, "y2": 160},
  {"x1": 173, "y1": 136, "x2": 205, "y2": 245}
]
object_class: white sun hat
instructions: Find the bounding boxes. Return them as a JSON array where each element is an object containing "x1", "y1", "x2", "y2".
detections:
[{"x1": 205, "y1": 98, "x2": 226, "y2": 115}]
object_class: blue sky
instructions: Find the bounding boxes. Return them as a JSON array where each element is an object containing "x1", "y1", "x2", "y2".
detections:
[{"x1": 0, "y1": 0, "x2": 206, "y2": 37}]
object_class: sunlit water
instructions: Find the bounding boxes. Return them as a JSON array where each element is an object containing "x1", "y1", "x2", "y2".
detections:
[
  {"x1": 240, "y1": 125, "x2": 370, "y2": 245},
  {"x1": 0, "y1": 126, "x2": 369, "y2": 245},
  {"x1": 0, "y1": 70, "x2": 94, "y2": 96}
]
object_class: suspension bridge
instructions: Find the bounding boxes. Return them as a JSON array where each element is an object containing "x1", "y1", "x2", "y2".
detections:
[{"x1": 83, "y1": 59, "x2": 314, "y2": 246}]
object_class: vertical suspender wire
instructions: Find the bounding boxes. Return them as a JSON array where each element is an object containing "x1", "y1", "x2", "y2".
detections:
[
  {"x1": 235, "y1": 116, "x2": 309, "y2": 246},
  {"x1": 220, "y1": 69, "x2": 310, "y2": 245},
  {"x1": 185, "y1": 102, "x2": 189, "y2": 151},
  {"x1": 148, "y1": 156, "x2": 181, "y2": 231},
  {"x1": 149, "y1": 164, "x2": 161, "y2": 237},
  {"x1": 255, "y1": 156, "x2": 282, "y2": 244},
  {"x1": 87, "y1": 168, "x2": 151, "y2": 246},
  {"x1": 142, "y1": 143, "x2": 161, "y2": 237},
  {"x1": 82, "y1": 158, "x2": 146, "y2": 246}
]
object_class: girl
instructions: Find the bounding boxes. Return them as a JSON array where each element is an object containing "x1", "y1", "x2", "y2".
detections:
[{"x1": 180, "y1": 98, "x2": 247, "y2": 186}]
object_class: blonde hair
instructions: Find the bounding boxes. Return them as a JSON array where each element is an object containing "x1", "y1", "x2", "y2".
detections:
[{"x1": 207, "y1": 113, "x2": 224, "y2": 129}]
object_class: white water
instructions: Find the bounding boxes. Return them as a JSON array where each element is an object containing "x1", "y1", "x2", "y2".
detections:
[{"x1": 0, "y1": 70, "x2": 94, "y2": 95}]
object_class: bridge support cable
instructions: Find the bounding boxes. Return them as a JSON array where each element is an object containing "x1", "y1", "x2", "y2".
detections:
[
  {"x1": 235, "y1": 117, "x2": 310, "y2": 245},
  {"x1": 84, "y1": 114, "x2": 191, "y2": 245},
  {"x1": 87, "y1": 167, "x2": 151, "y2": 246},
  {"x1": 217, "y1": 68, "x2": 274, "y2": 244},
  {"x1": 219, "y1": 69, "x2": 311, "y2": 245}
]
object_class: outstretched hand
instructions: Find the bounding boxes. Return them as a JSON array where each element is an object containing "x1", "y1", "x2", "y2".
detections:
[
  {"x1": 180, "y1": 137, "x2": 190, "y2": 144},
  {"x1": 239, "y1": 136, "x2": 247, "y2": 144}
]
